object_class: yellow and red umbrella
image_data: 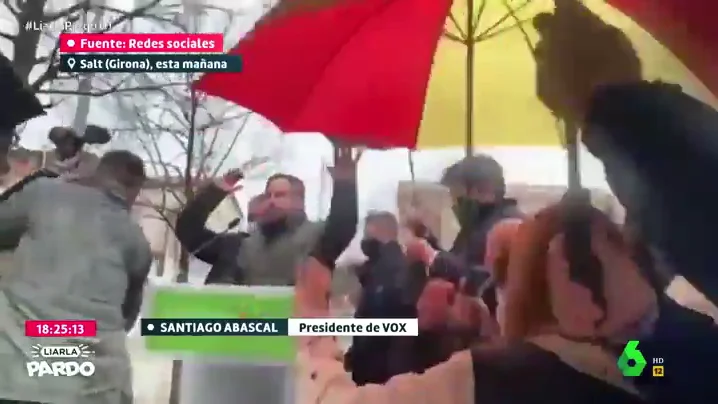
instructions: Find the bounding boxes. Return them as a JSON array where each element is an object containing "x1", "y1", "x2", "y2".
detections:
[{"x1": 195, "y1": 0, "x2": 717, "y2": 150}]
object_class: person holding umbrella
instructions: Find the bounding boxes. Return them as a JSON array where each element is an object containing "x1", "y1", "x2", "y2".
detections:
[
  {"x1": 534, "y1": 2, "x2": 718, "y2": 401},
  {"x1": 582, "y1": 82, "x2": 718, "y2": 404}
]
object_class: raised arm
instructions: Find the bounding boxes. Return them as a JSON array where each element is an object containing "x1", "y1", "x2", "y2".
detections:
[
  {"x1": 175, "y1": 170, "x2": 242, "y2": 265},
  {"x1": 311, "y1": 145, "x2": 360, "y2": 269}
]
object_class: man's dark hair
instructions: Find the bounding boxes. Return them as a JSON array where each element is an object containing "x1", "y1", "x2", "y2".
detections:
[
  {"x1": 96, "y1": 150, "x2": 146, "y2": 189},
  {"x1": 440, "y1": 154, "x2": 506, "y2": 196},
  {"x1": 365, "y1": 210, "x2": 399, "y2": 237},
  {"x1": 266, "y1": 173, "x2": 305, "y2": 198}
]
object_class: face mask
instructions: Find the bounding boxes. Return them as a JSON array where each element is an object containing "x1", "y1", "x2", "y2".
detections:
[
  {"x1": 452, "y1": 197, "x2": 495, "y2": 224},
  {"x1": 361, "y1": 238, "x2": 383, "y2": 258}
]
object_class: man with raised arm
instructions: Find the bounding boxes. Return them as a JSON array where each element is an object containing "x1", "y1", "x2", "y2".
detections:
[{"x1": 175, "y1": 144, "x2": 360, "y2": 286}]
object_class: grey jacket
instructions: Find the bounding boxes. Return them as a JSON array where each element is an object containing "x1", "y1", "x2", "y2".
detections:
[{"x1": 0, "y1": 178, "x2": 152, "y2": 404}]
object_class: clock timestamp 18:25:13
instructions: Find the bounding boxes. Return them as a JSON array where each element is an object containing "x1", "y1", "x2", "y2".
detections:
[{"x1": 24, "y1": 320, "x2": 97, "y2": 337}]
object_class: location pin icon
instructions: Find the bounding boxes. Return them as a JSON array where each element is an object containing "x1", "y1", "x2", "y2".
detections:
[{"x1": 66, "y1": 57, "x2": 76, "y2": 70}]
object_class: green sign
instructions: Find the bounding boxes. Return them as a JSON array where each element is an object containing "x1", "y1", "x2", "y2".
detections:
[
  {"x1": 143, "y1": 284, "x2": 295, "y2": 363},
  {"x1": 617, "y1": 340, "x2": 647, "y2": 377}
]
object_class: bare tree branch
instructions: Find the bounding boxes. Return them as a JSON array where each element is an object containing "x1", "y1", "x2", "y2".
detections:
[
  {"x1": 9, "y1": 0, "x2": 167, "y2": 93},
  {"x1": 43, "y1": 1, "x2": 91, "y2": 23},
  {"x1": 36, "y1": 83, "x2": 186, "y2": 97}
]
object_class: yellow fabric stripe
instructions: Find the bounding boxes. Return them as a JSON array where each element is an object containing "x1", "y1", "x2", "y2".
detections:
[{"x1": 417, "y1": 0, "x2": 716, "y2": 149}]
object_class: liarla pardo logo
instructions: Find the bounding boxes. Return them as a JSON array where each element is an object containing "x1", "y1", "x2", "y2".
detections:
[{"x1": 26, "y1": 344, "x2": 95, "y2": 377}]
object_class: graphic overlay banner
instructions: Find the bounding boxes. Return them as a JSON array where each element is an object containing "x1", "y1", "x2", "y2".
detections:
[
  {"x1": 59, "y1": 33, "x2": 223, "y2": 53},
  {"x1": 141, "y1": 318, "x2": 419, "y2": 336},
  {"x1": 59, "y1": 54, "x2": 242, "y2": 73},
  {"x1": 27, "y1": 344, "x2": 96, "y2": 377},
  {"x1": 143, "y1": 285, "x2": 294, "y2": 362}
]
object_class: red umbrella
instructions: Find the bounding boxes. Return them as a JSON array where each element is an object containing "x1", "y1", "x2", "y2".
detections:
[
  {"x1": 606, "y1": 0, "x2": 718, "y2": 100},
  {"x1": 194, "y1": 0, "x2": 717, "y2": 150}
]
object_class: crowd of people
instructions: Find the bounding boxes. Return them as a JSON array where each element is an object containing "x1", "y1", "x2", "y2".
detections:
[{"x1": 0, "y1": 80, "x2": 717, "y2": 404}]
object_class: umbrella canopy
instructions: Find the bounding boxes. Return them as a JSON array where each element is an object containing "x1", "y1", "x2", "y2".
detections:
[{"x1": 195, "y1": 0, "x2": 717, "y2": 149}]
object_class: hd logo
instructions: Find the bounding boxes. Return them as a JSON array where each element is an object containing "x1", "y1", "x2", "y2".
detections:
[{"x1": 617, "y1": 340, "x2": 664, "y2": 377}]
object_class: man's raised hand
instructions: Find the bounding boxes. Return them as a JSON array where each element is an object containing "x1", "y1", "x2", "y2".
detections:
[
  {"x1": 217, "y1": 168, "x2": 244, "y2": 192},
  {"x1": 216, "y1": 157, "x2": 271, "y2": 192},
  {"x1": 327, "y1": 141, "x2": 363, "y2": 181}
]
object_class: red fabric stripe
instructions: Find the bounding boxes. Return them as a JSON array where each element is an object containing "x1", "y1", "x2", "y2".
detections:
[
  {"x1": 606, "y1": 0, "x2": 718, "y2": 97},
  {"x1": 194, "y1": 0, "x2": 452, "y2": 148}
]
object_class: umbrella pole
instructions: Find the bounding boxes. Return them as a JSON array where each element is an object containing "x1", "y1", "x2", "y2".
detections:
[
  {"x1": 464, "y1": 0, "x2": 475, "y2": 157},
  {"x1": 563, "y1": 119, "x2": 608, "y2": 321},
  {"x1": 407, "y1": 149, "x2": 418, "y2": 206},
  {"x1": 565, "y1": 121, "x2": 581, "y2": 191}
]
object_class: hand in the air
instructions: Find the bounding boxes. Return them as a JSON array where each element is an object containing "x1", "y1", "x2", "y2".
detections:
[
  {"x1": 327, "y1": 141, "x2": 363, "y2": 181},
  {"x1": 215, "y1": 157, "x2": 270, "y2": 192},
  {"x1": 216, "y1": 168, "x2": 244, "y2": 192},
  {"x1": 533, "y1": 0, "x2": 641, "y2": 125}
]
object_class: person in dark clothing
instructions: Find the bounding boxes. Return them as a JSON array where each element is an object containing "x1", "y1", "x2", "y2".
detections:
[
  {"x1": 582, "y1": 81, "x2": 718, "y2": 404},
  {"x1": 346, "y1": 211, "x2": 419, "y2": 385},
  {"x1": 175, "y1": 145, "x2": 359, "y2": 285},
  {"x1": 406, "y1": 154, "x2": 522, "y2": 312},
  {"x1": 174, "y1": 168, "x2": 247, "y2": 284},
  {"x1": 298, "y1": 202, "x2": 650, "y2": 404},
  {"x1": 532, "y1": 0, "x2": 718, "y2": 398}
]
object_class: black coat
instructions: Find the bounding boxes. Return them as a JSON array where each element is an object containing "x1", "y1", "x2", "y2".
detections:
[
  {"x1": 348, "y1": 241, "x2": 420, "y2": 385},
  {"x1": 585, "y1": 82, "x2": 718, "y2": 402},
  {"x1": 174, "y1": 183, "x2": 248, "y2": 284},
  {"x1": 585, "y1": 82, "x2": 718, "y2": 305}
]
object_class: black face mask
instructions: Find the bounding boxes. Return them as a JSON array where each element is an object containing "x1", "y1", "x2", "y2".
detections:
[
  {"x1": 451, "y1": 196, "x2": 497, "y2": 225},
  {"x1": 361, "y1": 238, "x2": 383, "y2": 259}
]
